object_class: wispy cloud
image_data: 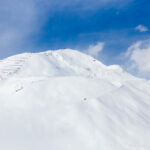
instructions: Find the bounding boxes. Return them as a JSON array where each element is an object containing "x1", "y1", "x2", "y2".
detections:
[
  {"x1": 87, "y1": 42, "x2": 105, "y2": 58},
  {"x1": 0, "y1": 0, "x2": 44, "y2": 57},
  {"x1": 124, "y1": 39, "x2": 150, "y2": 78},
  {"x1": 42, "y1": 0, "x2": 133, "y2": 11},
  {"x1": 135, "y1": 25, "x2": 148, "y2": 32}
]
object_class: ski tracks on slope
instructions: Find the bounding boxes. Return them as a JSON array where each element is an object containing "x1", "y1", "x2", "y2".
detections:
[{"x1": 0, "y1": 53, "x2": 32, "y2": 80}]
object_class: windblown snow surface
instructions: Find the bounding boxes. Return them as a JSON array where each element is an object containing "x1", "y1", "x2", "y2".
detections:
[{"x1": 0, "y1": 49, "x2": 150, "y2": 150}]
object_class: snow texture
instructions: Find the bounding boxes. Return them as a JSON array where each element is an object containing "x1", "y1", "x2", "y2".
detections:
[{"x1": 0, "y1": 49, "x2": 150, "y2": 150}]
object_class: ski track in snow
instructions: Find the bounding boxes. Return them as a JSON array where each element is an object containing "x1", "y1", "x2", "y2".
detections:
[{"x1": 0, "y1": 53, "x2": 31, "y2": 80}]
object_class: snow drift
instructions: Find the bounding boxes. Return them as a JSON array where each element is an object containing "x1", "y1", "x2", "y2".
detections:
[{"x1": 0, "y1": 49, "x2": 150, "y2": 150}]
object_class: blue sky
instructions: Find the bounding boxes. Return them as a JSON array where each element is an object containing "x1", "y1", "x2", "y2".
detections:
[{"x1": 0, "y1": 0, "x2": 150, "y2": 78}]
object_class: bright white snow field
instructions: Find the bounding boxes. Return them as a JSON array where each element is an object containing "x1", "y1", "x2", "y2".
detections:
[{"x1": 0, "y1": 49, "x2": 150, "y2": 150}]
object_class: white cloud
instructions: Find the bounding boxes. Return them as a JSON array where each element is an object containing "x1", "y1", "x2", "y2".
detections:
[
  {"x1": 87, "y1": 42, "x2": 105, "y2": 58},
  {"x1": 135, "y1": 25, "x2": 148, "y2": 32},
  {"x1": 0, "y1": 0, "x2": 45, "y2": 58},
  {"x1": 125, "y1": 40, "x2": 150, "y2": 78}
]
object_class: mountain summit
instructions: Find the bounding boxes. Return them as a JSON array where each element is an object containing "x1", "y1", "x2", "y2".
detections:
[{"x1": 0, "y1": 49, "x2": 150, "y2": 150}]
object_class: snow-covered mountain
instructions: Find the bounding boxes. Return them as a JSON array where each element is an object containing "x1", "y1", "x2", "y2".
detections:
[{"x1": 0, "y1": 49, "x2": 150, "y2": 150}]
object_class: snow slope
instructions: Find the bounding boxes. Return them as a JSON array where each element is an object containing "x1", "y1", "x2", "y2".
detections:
[{"x1": 0, "y1": 49, "x2": 150, "y2": 150}]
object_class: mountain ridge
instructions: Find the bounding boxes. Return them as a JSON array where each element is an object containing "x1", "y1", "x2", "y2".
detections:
[{"x1": 0, "y1": 49, "x2": 135, "y2": 80}]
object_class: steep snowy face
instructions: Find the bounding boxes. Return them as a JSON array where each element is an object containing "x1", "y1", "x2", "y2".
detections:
[{"x1": 0, "y1": 49, "x2": 150, "y2": 150}]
